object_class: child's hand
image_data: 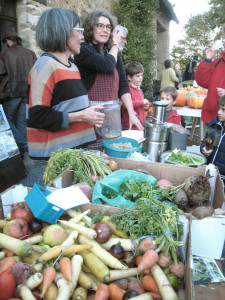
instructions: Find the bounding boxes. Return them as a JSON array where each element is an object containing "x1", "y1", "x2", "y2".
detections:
[
  {"x1": 143, "y1": 99, "x2": 149, "y2": 111},
  {"x1": 201, "y1": 146, "x2": 213, "y2": 157}
]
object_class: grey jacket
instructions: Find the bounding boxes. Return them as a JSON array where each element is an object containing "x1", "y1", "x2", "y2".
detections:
[{"x1": 0, "y1": 45, "x2": 36, "y2": 100}]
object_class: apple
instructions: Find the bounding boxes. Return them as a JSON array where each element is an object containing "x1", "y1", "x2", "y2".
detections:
[
  {"x1": 11, "y1": 201, "x2": 34, "y2": 224},
  {"x1": 43, "y1": 224, "x2": 68, "y2": 247},
  {"x1": 3, "y1": 219, "x2": 29, "y2": 240}
]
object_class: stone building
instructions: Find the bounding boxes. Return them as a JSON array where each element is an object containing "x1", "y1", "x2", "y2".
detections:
[{"x1": 0, "y1": 0, "x2": 178, "y2": 79}]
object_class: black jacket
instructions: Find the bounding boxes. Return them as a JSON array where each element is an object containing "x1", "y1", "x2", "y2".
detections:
[
  {"x1": 74, "y1": 42, "x2": 130, "y2": 98},
  {"x1": 200, "y1": 117, "x2": 225, "y2": 182},
  {"x1": 0, "y1": 45, "x2": 36, "y2": 100}
]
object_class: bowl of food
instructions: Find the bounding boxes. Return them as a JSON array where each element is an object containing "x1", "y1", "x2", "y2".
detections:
[
  {"x1": 160, "y1": 149, "x2": 206, "y2": 167},
  {"x1": 102, "y1": 137, "x2": 142, "y2": 158}
]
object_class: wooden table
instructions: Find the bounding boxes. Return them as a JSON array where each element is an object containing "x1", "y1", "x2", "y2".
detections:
[{"x1": 173, "y1": 106, "x2": 204, "y2": 141}]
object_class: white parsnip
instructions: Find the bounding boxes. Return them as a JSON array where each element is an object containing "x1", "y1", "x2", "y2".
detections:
[
  {"x1": 78, "y1": 235, "x2": 127, "y2": 270},
  {"x1": 67, "y1": 209, "x2": 92, "y2": 226},
  {"x1": 32, "y1": 245, "x2": 50, "y2": 253},
  {"x1": 33, "y1": 263, "x2": 43, "y2": 272},
  {"x1": 69, "y1": 209, "x2": 91, "y2": 224},
  {"x1": 101, "y1": 237, "x2": 133, "y2": 251},
  {"x1": 151, "y1": 263, "x2": 179, "y2": 300},
  {"x1": 24, "y1": 235, "x2": 43, "y2": 244},
  {"x1": 58, "y1": 220, "x2": 97, "y2": 239},
  {"x1": 128, "y1": 293, "x2": 153, "y2": 300},
  {"x1": 62, "y1": 230, "x2": 78, "y2": 246},
  {"x1": 109, "y1": 268, "x2": 142, "y2": 281},
  {"x1": 78, "y1": 271, "x2": 93, "y2": 290},
  {"x1": 20, "y1": 284, "x2": 36, "y2": 300},
  {"x1": 71, "y1": 255, "x2": 83, "y2": 291},
  {"x1": 25, "y1": 273, "x2": 43, "y2": 290},
  {"x1": 55, "y1": 272, "x2": 71, "y2": 300},
  {"x1": 0, "y1": 251, "x2": 5, "y2": 260}
]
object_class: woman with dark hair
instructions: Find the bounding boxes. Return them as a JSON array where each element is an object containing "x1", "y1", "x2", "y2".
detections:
[
  {"x1": 160, "y1": 59, "x2": 178, "y2": 91},
  {"x1": 74, "y1": 9, "x2": 143, "y2": 143},
  {"x1": 27, "y1": 8, "x2": 105, "y2": 159}
]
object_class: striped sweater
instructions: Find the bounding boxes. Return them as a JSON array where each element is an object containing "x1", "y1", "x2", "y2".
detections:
[{"x1": 27, "y1": 54, "x2": 95, "y2": 159}]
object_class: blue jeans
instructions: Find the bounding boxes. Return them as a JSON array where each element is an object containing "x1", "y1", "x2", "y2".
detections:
[{"x1": 3, "y1": 98, "x2": 28, "y2": 151}]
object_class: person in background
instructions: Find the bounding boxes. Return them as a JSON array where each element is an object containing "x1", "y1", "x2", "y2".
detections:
[
  {"x1": 113, "y1": 25, "x2": 128, "y2": 51},
  {"x1": 160, "y1": 86, "x2": 181, "y2": 125},
  {"x1": 200, "y1": 96, "x2": 225, "y2": 184},
  {"x1": 74, "y1": 10, "x2": 143, "y2": 134},
  {"x1": 183, "y1": 55, "x2": 198, "y2": 81},
  {"x1": 160, "y1": 59, "x2": 178, "y2": 91},
  {"x1": 195, "y1": 39, "x2": 225, "y2": 130},
  {"x1": 0, "y1": 31, "x2": 37, "y2": 157},
  {"x1": 27, "y1": 8, "x2": 105, "y2": 159},
  {"x1": 121, "y1": 61, "x2": 149, "y2": 130},
  {"x1": 174, "y1": 63, "x2": 183, "y2": 89}
]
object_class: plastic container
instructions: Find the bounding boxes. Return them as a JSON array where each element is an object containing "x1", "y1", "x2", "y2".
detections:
[
  {"x1": 102, "y1": 137, "x2": 142, "y2": 158},
  {"x1": 168, "y1": 132, "x2": 188, "y2": 150},
  {"x1": 160, "y1": 150, "x2": 206, "y2": 167},
  {"x1": 25, "y1": 184, "x2": 64, "y2": 224}
]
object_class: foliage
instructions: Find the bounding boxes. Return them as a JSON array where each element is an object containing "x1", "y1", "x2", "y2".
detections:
[
  {"x1": 207, "y1": 0, "x2": 225, "y2": 31},
  {"x1": 171, "y1": 14, "x2": 214, "y2": 71},
  {"x1": 112, "y1": 0, "x2": 159, "y2": 98}
]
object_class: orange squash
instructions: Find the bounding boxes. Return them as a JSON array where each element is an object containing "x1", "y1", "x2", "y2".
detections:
[
  {"x1": 174, "y1": 92, "x2": 187, "y2": 107},
  {"x1": 187, "y1": 96, "x2": 205, "y2": 109}
]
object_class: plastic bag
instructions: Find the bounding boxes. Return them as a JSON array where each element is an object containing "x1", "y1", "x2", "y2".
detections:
[{"x1": 92, "y1": 170, "x2": 157, "y2": 208}]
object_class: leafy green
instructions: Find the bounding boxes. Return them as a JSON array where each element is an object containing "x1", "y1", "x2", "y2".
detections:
[{"x1": 166, "y1": 150, "x2": 204, "y2": 165}]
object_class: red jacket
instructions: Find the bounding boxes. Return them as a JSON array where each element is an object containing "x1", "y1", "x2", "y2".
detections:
[
  {"x1": 121, "y1": 83, "x2": 147, "y2": 130},
  {"x1": 195, "y1": 52, "x2": 225, "y2": 123},
  {"x1": 167, "y1": 109, "x2": 181, "y2": 125}
]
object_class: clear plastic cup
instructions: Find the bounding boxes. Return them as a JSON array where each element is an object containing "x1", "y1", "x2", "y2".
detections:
[{"x1": 211, "y1": 40, "x2": 223, "y2": 51}]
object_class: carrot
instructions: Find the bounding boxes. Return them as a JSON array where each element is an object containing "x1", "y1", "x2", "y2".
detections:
[
  {"x1": 137, "y1": 249, "x2": 159, "y2": 271},
  {"x1": 128, "y1": 279, "x2": 145, "y2": 295},
  {"x1": 72, "y1": 286, "x2": 87, "y2": 300},
  {"x1": 109, "y1": 283, "x2": 124, "y2": 300},
  {"x1": 149, "y1": 292, "x2": 162, "y2": 299},
  {"x1": 2, "y1": 248, "x2": 15, "y2": 257},
  {"x1": 158, "y1": 253, "x2": 171, "y2": 268},
  {"x1": 139, "y1": 237, "x2": 157, "y2": 252},
  {"x1": 141, "y1": 275, "x2": 161, "y2": 294},
  {"x1": 59, "y1": 257, "x2": 72, "y2": 281},
  {"x1": 95, "y1": 283, "x2": 110, "y2": 300},
  {"x1": 169, "y1": 262, "x2": 185, "y2": 279},
  {"x1": 87, "y1": 293, "x2": 96, "y2": 300},
  {"x1": 135, "y1": 255, "x2": 150, "y2": 274},
  {"x1": 41, "y1": 266, "x2": 56, "y2": 298},
  {"x1": 0, "y1": 257, "x2": 17, "y2": 273}
]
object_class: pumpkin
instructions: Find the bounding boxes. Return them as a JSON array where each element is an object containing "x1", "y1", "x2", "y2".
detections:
[
  {"x1": 199, "y1": 88, "x2": 207, "y2": 96},
  {"x1": 174, "y1": 92, "x2": 187, "y2": 107},
  {"x1": 187, "y1": 96, "x2": 205, "y2": 109},
  {"x1": 186, "y1": 90, "x2": 196, "y2": 100}
]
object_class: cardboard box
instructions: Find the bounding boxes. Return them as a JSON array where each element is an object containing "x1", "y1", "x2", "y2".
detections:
[{"x1": 48, "y1": 159, "x2": 225, "y2": 209}]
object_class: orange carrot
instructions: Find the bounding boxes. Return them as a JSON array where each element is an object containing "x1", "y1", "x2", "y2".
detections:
[
  {"x1": 108, "y1": 283, "x2": 124, "y2": 300},
  {"x1": 2, "y1": 248, "x2": 14, "y2": 257},
  {"x1": 139, "y1": 237, "x2": 157, "y2": 252},
  {"x1": 158, "y1": 252, "x2": 171, "y2": 268},
  {"x1": 0, "y1": 257, "x2": 17, "y2": 273},
  {"x1": 141, "y1": 275, "x2": 161, "y2": 294},
  {"x1": 95, "y1": 283, "x2": 110, "y2": 300},
  {"x1": 41, "y1": 266, "x2": 56, "y2": 298},
  {"x1": 59, "y1": 257, "x2": 72, "y2": 281},
  {"x1": 128, "y1": 279, "x2": 145, "y2": 295},
  {"x1": 137, "y1": 249, "x2": 159, "y2": 271},
  {"x1": 135, "y1": 255, "x2": 150, "y2": 274},
  {"x1": 87, "y1": 293, "x2": 96, "y2": 300},
  {"x1": 149, "y1": 292, "x2": 162, "y2": 299}
]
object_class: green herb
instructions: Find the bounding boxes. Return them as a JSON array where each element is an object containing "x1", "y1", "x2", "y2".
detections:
[{"x1": 166, "y1": 150, "x2": 204, "y2": 165}]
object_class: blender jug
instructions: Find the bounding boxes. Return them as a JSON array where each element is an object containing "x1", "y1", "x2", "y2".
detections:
[{"x1": 96, "y1": 101, "x2": 122, "y2": 139}]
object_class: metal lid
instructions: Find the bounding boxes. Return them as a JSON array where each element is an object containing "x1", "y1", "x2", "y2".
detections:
[{"x1": 153, "y1": 101, "x2": 168, "y2": 107}]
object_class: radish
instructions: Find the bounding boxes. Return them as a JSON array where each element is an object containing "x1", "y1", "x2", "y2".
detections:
[{"x1": 157, "y1": 179, "x2": 174, "y2": 186}]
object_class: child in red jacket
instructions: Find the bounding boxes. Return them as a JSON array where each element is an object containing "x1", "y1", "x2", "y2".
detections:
[
  {"x1": 121, "y1": 62, "x2": 149, "y2": 130},
  {"x1": 160, "y1": 86, "x2": 181, "y2": 125}
]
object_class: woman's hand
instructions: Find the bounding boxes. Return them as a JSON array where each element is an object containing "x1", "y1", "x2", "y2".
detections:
[
  {"x1": 129, "y1": 113, "x2": 144, "y2": 131},
  {"x1": 142, "y1": 99, "x2": 150, "y2": 111},
  {"x1": 69, "y1": 106, "x2": 105, "y2": 127},
  {"x1": 112, "y1": 29, "x2": 122, "y2": 45}
]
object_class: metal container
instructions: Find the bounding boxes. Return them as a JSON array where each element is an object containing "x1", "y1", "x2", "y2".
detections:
[
  {"x1": 142, "y1": 141, "x2": 168, "y2": 162},
  {"x1": 152, "y1": 101, "x2": 168, "y2": 123},
  {"x1": 144, "y1": 122, "x2": 170, "y2": 142}
]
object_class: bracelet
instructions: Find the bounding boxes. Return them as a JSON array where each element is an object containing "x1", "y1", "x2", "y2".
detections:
[{"x1": 112, "y1": 43, "x2": 120, "y2": 50}]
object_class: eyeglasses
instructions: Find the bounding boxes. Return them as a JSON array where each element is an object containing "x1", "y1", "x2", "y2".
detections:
[
  {"x1": 121, "y1": 36, "x2": 127, "y2": 41},
  {"x1": 95, "y1": 23, "x2": 112, "y2": 31},
  {"x1": 72, "y1": 27, "x2": 84, "y2": 35}
]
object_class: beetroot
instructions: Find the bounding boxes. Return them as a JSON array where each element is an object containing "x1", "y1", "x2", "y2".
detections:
[
  {"x1": 12, "y1": 262, "x2": 34, "y2": 285},
  {"x1": 73, "y1": 182, "x2": 93, "y2": 201}
]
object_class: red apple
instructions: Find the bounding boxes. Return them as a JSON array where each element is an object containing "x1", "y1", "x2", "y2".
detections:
[
  {"x1": 3, "y1": 219, "x2": 29, "y2": 240},
  {"x1": 11, "y1": 201, "x2": 34, "y2": 224}
]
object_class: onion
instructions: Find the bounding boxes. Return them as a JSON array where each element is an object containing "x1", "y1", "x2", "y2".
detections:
[
  {"x1": 95, "y1": 223, "x2": 112, "y2": 243},
  {"x1": 109, "y1": 243, "x2": 124, "y2": 259}
]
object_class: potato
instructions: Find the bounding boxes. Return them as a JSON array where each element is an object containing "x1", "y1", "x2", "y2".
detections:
[{"x1": 192, "y1": 206, "x2": 214, "y2": 219}]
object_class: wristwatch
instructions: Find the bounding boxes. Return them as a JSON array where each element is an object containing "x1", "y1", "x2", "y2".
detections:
[{"x1": 112, "y1": 43, "x2": 120, "y2": 50}]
